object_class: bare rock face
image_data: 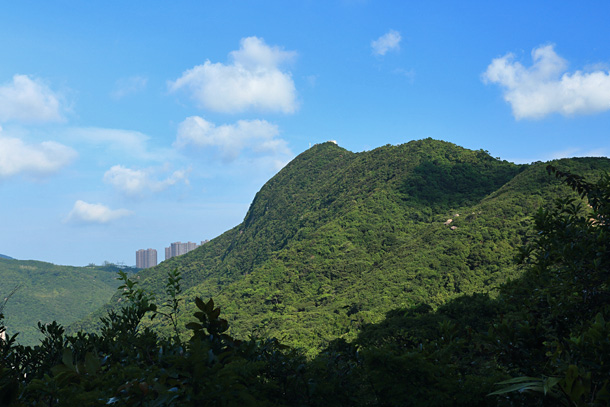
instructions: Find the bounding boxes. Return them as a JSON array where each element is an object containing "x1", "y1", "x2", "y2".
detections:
[{"x1": 444, "y1": 219, "x2": 453, "y2": 225}]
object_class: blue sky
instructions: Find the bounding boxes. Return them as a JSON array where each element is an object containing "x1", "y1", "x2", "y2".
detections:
[{"x1": 1, "y1": 1, "x2": 609, "y2": 266}]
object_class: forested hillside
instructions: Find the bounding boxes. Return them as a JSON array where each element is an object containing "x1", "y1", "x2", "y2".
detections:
[
  {"x1": 75, "y1": 139, "x2": 610, "y2": 352},
  {"x1": 3, "y1": 139, "x2": 610, "y2": 405},
  {"x1": 2, "y1": 153, "x2": 609, "y2": 406},
  {"x1": 0, "y1": 259, "x2": 131, "y2": 345}
]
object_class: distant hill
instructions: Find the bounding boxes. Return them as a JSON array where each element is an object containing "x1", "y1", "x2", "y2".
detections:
[
  {"x1": 75, "y1": 139, "x2": 610, "y2": 352},
  {"x1": 0, "y1": 254, "x2": 14, "y2": 260},
  {"x1": 0, "y1": 259, "x2": 131, "y2": 345}
]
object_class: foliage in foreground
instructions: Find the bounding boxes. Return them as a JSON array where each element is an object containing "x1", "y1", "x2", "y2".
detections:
[{"x1": 1, "y1": 166, "x2": 609, "y2": 406}]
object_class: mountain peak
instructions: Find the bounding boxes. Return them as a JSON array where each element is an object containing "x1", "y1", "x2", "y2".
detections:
[{"x1": 78, "y1": 140, "x2": 610, "y2": 351}]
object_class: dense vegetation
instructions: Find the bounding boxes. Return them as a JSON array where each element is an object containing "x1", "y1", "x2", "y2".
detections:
[
  {"x1": 1, "y1": 163, "x2": 608, "y2": 405},
  {"x1": 76, "y1": 139, "x2": 609, "y2": 353},
  {"x1": 0, "y1": 260, "x2": 134, "y2": 345}
]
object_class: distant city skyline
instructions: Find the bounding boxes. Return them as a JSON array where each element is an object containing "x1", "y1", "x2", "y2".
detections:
[{"x1": 136, "y1": 240, "x2": 210, "y2": 268}]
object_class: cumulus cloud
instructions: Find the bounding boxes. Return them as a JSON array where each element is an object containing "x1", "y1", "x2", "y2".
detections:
[
  {"x1": 482, "y1": 44, "x2": 610, "y2": 119},
  {"x1": 169, "y1": 37, "x2": 298, "y2": 113},
  {"x1": 111, "y1": 75, "x2": 148, "y2": 99},
  {"x1": 103, "y1": 165, "x2": 190, "y2": 197},
  {"x1": 65, "y1": 200, "x2": 132, "y2": 224},
  {"x1": 0, "y1": 74, "x2": 65, "y2": 123},
  {"x1": 175, "y1": 116, "x2": 292, "y2": 162},
  {"x1": 371, "y1": 30, "x2": 401, "y2": 56},
  {"x1": 0, "y1": 127, "x2": 77, "y2": 178}
]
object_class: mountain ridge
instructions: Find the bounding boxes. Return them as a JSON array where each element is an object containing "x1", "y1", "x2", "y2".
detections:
[{"x1": 73, "y1": 139, "x2": 610, "y2": 351}]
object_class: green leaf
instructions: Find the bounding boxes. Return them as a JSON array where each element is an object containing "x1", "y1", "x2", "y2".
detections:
[
  {"x1": 543, "y1": 377, "x2": 561, "y2": 396},
  {"x1": 84, "y1": 352, "x2": 100, "y2": 374},
  {"x1": 488, "y1": 381, "x2": 542, "y2": 396},
  {"x1": 61, "y1": 347, "x2": 73, "y2": 367},
  {"x1": 185, "y1": 322, "x2": 201, "y2": 331},
  {"x1": 494, "y1": 376, "x2": 544, "y2": 385},
  {"x1": 195, "y1": 297, "x2": 206, "y2": 311}
]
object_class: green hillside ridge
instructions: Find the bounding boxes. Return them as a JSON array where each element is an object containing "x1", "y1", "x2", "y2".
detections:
[
  {"x1": 3, "y1": 163, "x2": 608, "y2": 406},
  {"x1": 74, "y1": 138, "x2": 610, "y2": 352},
  {"x1": 0, "y1": 254, "x2": 13, "y2": 260},
  {"x1": 0, "y1": 259, "x2": 131, "y2": 345}
]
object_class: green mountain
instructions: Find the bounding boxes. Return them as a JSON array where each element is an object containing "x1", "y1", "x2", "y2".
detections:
[
  {"x1": 77, "y1": 139, "x2": 610, "y2": 352},
  {"x1": 0, "y1": 259, "x2": 130, "y2": 345},
  {"x1": 3, "y1": 139, "x2": 609, "y2": 406},
  {"x1": 0, "y1": 254, "x2": 13, "y2": 260}
]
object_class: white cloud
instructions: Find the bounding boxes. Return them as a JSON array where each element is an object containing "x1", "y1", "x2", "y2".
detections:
[
  {"x1": 71, "y1": 127, "x2": 149, "y2": 151},
  {"x1": 103, "y1": 164, "x2": 190, "y2": 197},
  {"x1": 0, "y1": 126, "x2": 77, "y2": 178},
  {"x1": 482, "y1": 44, "x2": 610, "y2": 119},
  {"x1": 66, "y1": 127, "x2": 170, "y2": 161},
  {"x1": 0, "y1": 75, "x2": 65, "y2": 123},
  {"x1": 169, "y1": 37, "x2": 298, "y2": 113},
  {"x1": 65, "y1": 200, "x2": 132, "y2": 224},
  {"x1": 371, "y1": 30, "x2": 401, "y2": 56},
  {"x1": 175, "y1": 116, "x2": 292, "y2": 162},
  {"x1": 111, "y1": 76, "x2": 148, "y2": 99}
]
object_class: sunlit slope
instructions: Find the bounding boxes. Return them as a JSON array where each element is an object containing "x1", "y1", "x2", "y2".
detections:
[
  {"x1": 77, "y1": 139, "x2": 610, "y2": 350},
  {"x1": 0, "y1": 259, "x2": 125, "y2": 345}
]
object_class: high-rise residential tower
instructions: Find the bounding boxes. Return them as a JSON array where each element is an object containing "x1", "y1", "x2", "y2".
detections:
[
  {"x1": 136, "y1": 248, "x2": 157, "y2": 269},
  {"x1": 164, "y1": 241, "x2": 203, "y2": 260}
]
